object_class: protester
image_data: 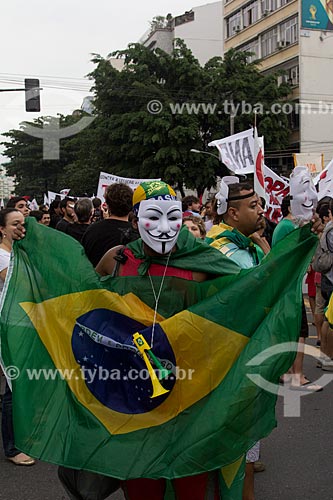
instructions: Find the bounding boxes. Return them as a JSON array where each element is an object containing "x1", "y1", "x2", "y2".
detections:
[
  {"x1": 272, "y1": 195, "x2": 323, "y2": 389},
  {"x1": 94, "y1": 180, "x2": 241, "y2": 499},
  {"x1": 91, "y1": 197, "x2": 103, "y2": 222},
  {"x1": 6, "y1": 197, "x2": 30, "y2": 218},
  {"x1": 183, "y1": 214, "x2": 206, "y2": 239},
  {"x1": 0, "y1": 208, "x2": 35, "y2": 466},
  {"x1": 201, "y1": 199, "x2": 214, "y2": 232},
  {"x1": 29, "y1": 210, "x2": 43, "y2": 223},
  {"x1": 206, "y1": 178, "x2": 266, "y2": 500},
  {"x1": 56, "y1": 198, "x2": 75, "y2": 232},
  {"x1": 30, "y1": 209, "x2": 51, "y2": 226},
  {"x1": 314, "y1": 198, "x2": 333, "y2": 370},
  {"x1": 66, "y1": 198, "x2": 93, "y2": 243},
  {"x1": 207, "y1": 179, "x2": 266, "y2": 267},
  {"x1": 181, "y1": 195, "x2": 201, "y2": 216},
  {"x1": 40, "y1": 211, "x2": 51, "y2": 226},
  {"x1": 81, "y1": 183, "x2": 135, "y2": 267},
  {"x1": 7, "y1": 179, "x2": 323, "y2": 500},
  {"x1": 49, "y1": 199, "x2": 62, "y2": 228}
]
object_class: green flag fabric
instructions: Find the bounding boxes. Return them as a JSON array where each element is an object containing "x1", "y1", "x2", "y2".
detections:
[{"x1": 0, "y1": 219, "x2": 317, "y2": 493}]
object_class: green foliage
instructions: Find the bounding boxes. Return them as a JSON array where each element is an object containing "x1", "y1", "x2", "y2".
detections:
[
  {"x1": 1, "y1": 114, "x2": 95, "y2": 198},
  {"x1": 1, "y1": 43, "x2": 292, "y2": 198}
]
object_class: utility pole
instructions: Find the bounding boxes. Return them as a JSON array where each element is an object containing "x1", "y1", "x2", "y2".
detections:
[{"x1": 229, "y1": 96, "x2": 235, "y2": 135}]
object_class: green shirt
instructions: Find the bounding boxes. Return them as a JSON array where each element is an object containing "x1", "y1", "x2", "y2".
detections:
[{"x1": 272, "y1": 219, "x2": 297, "y2": 247}]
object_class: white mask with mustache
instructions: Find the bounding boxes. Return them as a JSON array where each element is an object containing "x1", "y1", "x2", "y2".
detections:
[
  {"x1": 290, "y1": 166, "x2": 318, "y2": 221},
  {"x1": 137, "y1": 200, "x2": 183, "y2": 254}
]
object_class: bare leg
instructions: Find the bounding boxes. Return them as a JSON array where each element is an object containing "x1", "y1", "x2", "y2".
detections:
[
  {"x1": 314, "y1": 313, "x2": 323, "y2": 342},
  {"x1": 308, "y1": 296, "x2": 316, "y2": 324},
  {"x1": 291, "y1": 337, "x2": 307, "y2": 386},
  {"x1": 321, "y1": 322, "x2": 329, "y2": 358}
]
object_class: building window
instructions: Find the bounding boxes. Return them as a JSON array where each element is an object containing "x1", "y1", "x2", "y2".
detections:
[
  {"x1": 226, "y1": 10, "x2": 242, "y2": 37},
  {"x1": 280, "y1": 16, "x2": 298, "y2": 45},
  {"x1": 261, "y1": 0, "x2": 278, "y2": 15},
  {"x1": 261, "y1": 27, "x2": 278, "y2": 57},
  {"x1": 239, "y1": 39, "x2": 260, "y2": 62},
  {"x1": 243, "y1": 1, "x2": 260, "y2": 28},
  {"x1": 289, "y1": 65, "x2": 299, "y2": 85},
  {"x1": 277, "y1": 65, "x2": 299, "y2": 85},
  {"x1": 288, "y1": 101, "x2": 300, "y2": 130},
  {"x1": 280, "y1": 0, "x2": 294, "y2": 7}
]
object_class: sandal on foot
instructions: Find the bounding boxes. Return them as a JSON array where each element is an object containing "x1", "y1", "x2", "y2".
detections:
[
  {"x1": 290, "y1": 381, "x2": 323, "y2": 392},
  {"x1": 7, "y1": 453, "x2": 35, "y2": 466}
]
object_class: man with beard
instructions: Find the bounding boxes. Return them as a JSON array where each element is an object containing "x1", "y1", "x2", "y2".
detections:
[
  {"x1": 207, "y1": 179, "x2": 266, "y2": 268},
  {"x1": 56, "y1": 198, "x2": 75, "y2": 233},
  {"x1": 206, "y1": 178, "x2": 266, "y2": 500}
]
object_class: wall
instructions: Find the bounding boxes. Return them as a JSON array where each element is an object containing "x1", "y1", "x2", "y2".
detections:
[
  {"x1": 299, "y1": 28, "x2": 333, "y2": 163},
  {"x1": 175, "y1": 1, "x2": 224, "y2": 64},
  {"x1": 143, "y1": 29, "x2": 174, "y2": 54}
]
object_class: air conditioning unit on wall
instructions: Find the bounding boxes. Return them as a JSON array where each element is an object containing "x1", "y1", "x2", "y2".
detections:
[{"x1": 278, "y1": 40, "x2": 286, "y2": 48}]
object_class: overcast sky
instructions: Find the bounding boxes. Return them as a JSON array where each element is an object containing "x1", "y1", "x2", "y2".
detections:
[{"x1": 0, "y1": 0, "x2": 209, "y2": 163}]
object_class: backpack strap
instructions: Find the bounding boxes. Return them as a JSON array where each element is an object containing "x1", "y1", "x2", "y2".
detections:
[{"x1": 111, "y1": 246, "x2": 127, "y2": 278}]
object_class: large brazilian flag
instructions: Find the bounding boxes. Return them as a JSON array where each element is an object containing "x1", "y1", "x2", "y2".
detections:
[{"x1": 0, "y1": 219, "x2": 317, "y2": 497}]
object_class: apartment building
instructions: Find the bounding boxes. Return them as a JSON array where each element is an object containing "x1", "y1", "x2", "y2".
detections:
[
  {"x1": 139, "y1": 2, "x2": 224, "y2": 66},
  {"x1": 224, "y1": 0, "x2": 333, "y2": 169},
  {"x1": 0, "y1": 166, "x2": 15, "y2": 202}
]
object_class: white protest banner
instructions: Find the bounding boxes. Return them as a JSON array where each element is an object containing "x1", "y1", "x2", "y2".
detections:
[
  {"x1": 254, "y1": 127, "x2": 266, "y2": 201},
  {"x1": 47, "y1": 191, "x2": 76, "y2": 203},
  {"x1": 294, "y1": 153, "x2": 324, "y2": 178},
  {"x1": 264, "y1": 165, "x2": 289, "y2": 223},
  {"x1": 48, "y1": 191, "x2": 63, "y2": 204},
  {"x1": 28, "y1": 198, "x2": 39, "y2": 210},
  {"x1": 209, "y1": 129, "x2": 255, "y2": 174},
  {"x1": 313, "y1": 158, "x2": 333, "y2": 200},
  {"x1": 97, "y1": 172, "x2": 161, "y2": 201},
  {"x1": 60, "y1": 189, "x2": 71, "y2": 196}
]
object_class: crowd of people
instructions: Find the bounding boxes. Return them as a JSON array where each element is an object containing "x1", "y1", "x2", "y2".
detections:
[{"x1": 0, "y1": 178, "x2": 327, "y2": 500}]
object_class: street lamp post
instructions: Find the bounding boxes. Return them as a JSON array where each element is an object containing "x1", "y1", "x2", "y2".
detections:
[
  {"x1": 190, "y1": 149, "x2": 221, "y2": 161},
  {"x1": 190, "y1": 148, "x2": 230, "y2": 180}
]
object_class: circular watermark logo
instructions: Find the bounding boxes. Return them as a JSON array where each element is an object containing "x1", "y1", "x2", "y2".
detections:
[
  {"x1": 246, "y1": 343, "x2": 329, "y2": 417},
  {"x1": 4, "y1": 365, "x2": 20, "y2": 380},
  {"x1": 147, "y1": 100, "x2": 163, "y2": 114}
]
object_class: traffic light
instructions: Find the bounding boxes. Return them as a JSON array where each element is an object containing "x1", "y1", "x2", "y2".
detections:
[{"x1": 25, "y1": 78, "x2": 40, "y2": 112}]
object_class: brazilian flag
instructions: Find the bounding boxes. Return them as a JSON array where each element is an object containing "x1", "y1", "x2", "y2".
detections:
[{"x1": 0, "y1": 219, "x2": 317, "y2": 498}]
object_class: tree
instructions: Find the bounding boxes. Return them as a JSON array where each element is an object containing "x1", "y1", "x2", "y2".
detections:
[
  {"x1": 149, "y1": 15, "x2": 171, "y2": 30},
  {"x1": 1, "y1": 113, "x2": 95, "y2": 198},
  {"x1": 1, "y1": 43, "x2": 292, "y2": 198},
  {"x1": 81, "y1": 44, "x2": 291, "y2": 196}
]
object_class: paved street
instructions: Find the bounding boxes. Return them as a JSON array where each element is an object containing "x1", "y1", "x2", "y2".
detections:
[{"x1": 1, "y1": 322, "x2": 333, "y2": 500}]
